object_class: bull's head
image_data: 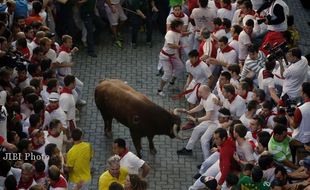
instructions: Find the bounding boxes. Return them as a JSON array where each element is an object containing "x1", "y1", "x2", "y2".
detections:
[{"x1": 171, "y1": 109, "x2": 188, "y2": 140}]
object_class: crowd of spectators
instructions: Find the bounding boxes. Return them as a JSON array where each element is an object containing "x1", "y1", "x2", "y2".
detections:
[{"x1": 0, "y1": 0, "x2": 310, "y2": 189}]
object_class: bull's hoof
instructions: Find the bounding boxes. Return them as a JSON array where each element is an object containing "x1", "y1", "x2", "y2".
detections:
[
  {"x1": 104, "y1": 131, "x2": 113, "y2": 138},
  {"x1": 150, "y1": 148, "x2": 157, "y2": 155}
]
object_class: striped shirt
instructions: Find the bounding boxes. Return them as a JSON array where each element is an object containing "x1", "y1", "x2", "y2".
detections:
[
  {"x1": 240, "y1": 51, "x2": 266, "y2": 80},
  {"x1": 268, "y1": 136, "x2": 292, "y2": 162}
]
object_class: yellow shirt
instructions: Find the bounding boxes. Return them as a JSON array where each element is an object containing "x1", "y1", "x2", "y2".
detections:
[
  {"x1": 66, "y1": 142, "x2": 93, "y2": 183},
  {"x1": 98, "y1": 167, "x2": 128, "y2": 190}
]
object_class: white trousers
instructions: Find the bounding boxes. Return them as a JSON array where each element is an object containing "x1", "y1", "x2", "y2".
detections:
[
  {"x1": 159, "y1": 52, "x2": 184, "y2": 82},
  {"x1": 200, "y1": 123, "x2": 219, "y2": 160},
  {"x1": 185, "y1": 121, "x2": 210, "y2": 150}
]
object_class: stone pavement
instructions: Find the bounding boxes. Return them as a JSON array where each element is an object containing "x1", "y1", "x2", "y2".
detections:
[{"x1": 72, "y1": 1, "x2": 310, "y2": 189}]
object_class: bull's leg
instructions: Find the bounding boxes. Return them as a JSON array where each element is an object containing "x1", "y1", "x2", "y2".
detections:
[
  {"x1": 104, "y1": 117, "x2": 113, "y2": 138},
  {"x1": 147, "y1": 135, "x2": 157, "y2": 155},
  {"x1": 131, "y1": 133, "x2": 143, "y2": 158}
]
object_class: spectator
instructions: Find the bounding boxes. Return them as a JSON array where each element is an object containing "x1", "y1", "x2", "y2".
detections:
[
  {"x1": 66, "y1": 128, "x2": 93, "y2": 190},
  {"x1": 99, "y1": 155, "x2": 128, "y2": 190}
]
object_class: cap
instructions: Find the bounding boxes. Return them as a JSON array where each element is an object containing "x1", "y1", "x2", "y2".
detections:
[
  {"x1": 46, "y1": 32, "x2": 55, "y2": 39},
  {"x1": 200, "y1": 176, "x2": 217, "y2": 190},
  {"x1": 49, "y1": 92, "x2": 59, "y2": 102}
]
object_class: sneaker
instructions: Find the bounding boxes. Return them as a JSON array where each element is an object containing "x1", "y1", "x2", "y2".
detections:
[
  {"x1": 197, "y1": 164, "x2": 202, "y2": 169},
  {"x1": 77, "y1": 99, "x2": 87, "y2": 106},
  {"x1": 193, "y1": 173, "x2": 201, "y2": 179},
  {"x1": 156, "y1": 69, "x2": 164, "y2": 76},
  {"x1": 169, "y1": 80, "x2": 175, "y2": 85},
  {"x1": 114, "y1": 40, "x2": 123, "y2": 48},
  {"x1": 181, "y1": 121, "x2": 195, "y2": 130},
  {"x1": 157, "y1": 90, "x2": 165, "y2": 97},
  {"x1": 177, "y1": 147, "x2": 193, "y2": 155}
]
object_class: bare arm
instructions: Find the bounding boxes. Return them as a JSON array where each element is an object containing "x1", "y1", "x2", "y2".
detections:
[
  {"x1": 187, "y1": 104, "x2": 204, "y2": 114},
  {"x1": 140, "y1": 163, "x2": 151, "y2": 178}
]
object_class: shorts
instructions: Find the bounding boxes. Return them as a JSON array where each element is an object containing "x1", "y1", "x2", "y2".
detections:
[{"x1": 105, "y1": 3, "x2": 127, "y2": 26}]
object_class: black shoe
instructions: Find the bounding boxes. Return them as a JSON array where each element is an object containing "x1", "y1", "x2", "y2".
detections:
[
  {"x1": 88, "y1": 52, "x2": 97, "y2": 58},
  {"x1": 197, "y1": 164, "x2": 202, "y2": 169},
  {"x1": 177, "y1": 148, "x2": 192, "y2": 155},
  {"x1": 146, "y1": 41, "x2": 152, "y2": 48},
  {"x1": 156, "y1": 69, "x2": 164, "y2": 76},
  {"x1": 169, "y1": 80, "x2": 175, "y2": 85},
  {"x1": 193, "y1": 173, "x2": 201, "y2": 179}
]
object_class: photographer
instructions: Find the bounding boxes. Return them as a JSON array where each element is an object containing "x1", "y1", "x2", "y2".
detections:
[
  {"x1": 288, "y1": 82, "x2": 310, "y2": 145},
  {"x1": 279, "y1": 48, "x2": 308, "y2": 101},
  {"x1": 256, "y1": 0, "x2": 289, "y2": 32}
]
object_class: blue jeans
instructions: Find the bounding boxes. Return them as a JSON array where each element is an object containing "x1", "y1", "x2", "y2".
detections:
[{"x1": 81, "y1": 14, "x2": 95, "y2": 53}]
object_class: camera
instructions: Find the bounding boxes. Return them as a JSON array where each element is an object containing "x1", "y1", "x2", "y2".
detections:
[
  {"x1": 263, "y1": 41, "x2": 289, "y2": 63},
  {"x1": 278, "y1": 94, "x2": 299, "y2": 116},
  {"x1": 0, "y1": 49, "x2": 30, "y2": 68}
]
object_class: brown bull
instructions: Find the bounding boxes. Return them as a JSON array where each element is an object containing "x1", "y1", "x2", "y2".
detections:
[{"x1": 95, "y1": 79, "x2": 182, "y2": 157}]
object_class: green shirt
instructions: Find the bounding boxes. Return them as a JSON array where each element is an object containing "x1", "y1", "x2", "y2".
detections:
[
  {"x1": 237, "y1": 176, "x2": 271, "y2": 190},
  {"x1": 169, "y1": 0, "x2": 183, "y2": 6},
  {"x1": 268, "y1": 136, "x2": 292, "y2": 162}
]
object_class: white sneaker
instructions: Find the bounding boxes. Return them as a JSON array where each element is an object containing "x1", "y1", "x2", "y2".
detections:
[
  {"x1": 157, "y1": 91, "x2": 165, "y2": 97},
  {"x1": 77, "y1": 99, "x2": 87, "y2": 105}
]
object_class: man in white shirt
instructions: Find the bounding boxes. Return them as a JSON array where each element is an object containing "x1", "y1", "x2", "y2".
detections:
[
  {"x1": 45, "y1": 119, "x2": 65, "y2": 152},
  {"x1": 176, "y1": 85, "x2": 220, "y2": 155},
  {"x1": 112, "y1": 138, "x2": 150, "y2": 177},
  {"x1": 238, "y1": 19, "x2": 254, "y2": 64},
  {"x1": 279, "y1": 48, "x2": 308, "y2": 100},
  {"x1": 217, "y1": 0, "x2": 236, "y2": 21},
  {"x1": 157, "y1": 20, "x2": 184, "y2": 97},
  {"x1": 40, "y1": 37, "x2": 57, "y2": 64},
  {"x1": 59, "y1": 75, "x2": 76, "y2": 133}
]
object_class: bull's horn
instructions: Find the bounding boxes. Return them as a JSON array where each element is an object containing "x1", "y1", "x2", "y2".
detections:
[
  {"x1": 173, "y1": 108, "x2": 180, "y2": 116},
  {"x1": 173, "y1": 124, "x2": 189, "y2": 140}
]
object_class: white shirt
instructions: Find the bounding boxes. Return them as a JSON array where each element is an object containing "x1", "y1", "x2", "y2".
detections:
[
  {"x1": 56, "y1": 51, "x2": 72, "y2": 76},
  {"x1": 0, "y1": 105, "x2": 7, "y2": 140},
  {"x1": 240, "y1": 113, "x2": 251, "y2": 129},
  {"x1": 190, "y1": 6, "x2": 217, "y2": 32},
  {"x1": 236, "y1": 140, "x2": 255, "y2": 161},
  {"x1": 40, "y1": 89, "x2": 51, "y2": 105},
  {"x1": 282, "y1": 56, "x2": 308, "y2": 98},
  {"x1": 217, "y1": 4, "x2": 236, "y2": 21},
  {"x1": 213, "y1": 81, "x2": 226, "y2": 103},
  {"x1": 162, "y1": 30, "x2": 181, "y2": 55},
  {"x1": 59, "y1": 92, "x2": 76, "y2": 121},
  {"x1": 120, "y1": 151, "x2": 145, "y2": 175},
  {"x1": 238, "y1": 31, "x2": 252, "y2": 61},
  {"x1": 44, "y1": 130, "x2": 64, "y2": 151},
  {"x1": 258, "y1": 69, "x2": 276, "y2": 100},
  {"x1": 216, "y1": 47, "x2": 237, "y2": 71},
  {"x1": 0, "y1": 90, "x2": 7, "y2": 105},
  {"x1": 223, "y1": 95, "x2": 246, "y2": 118},
  {"x1": 200, "y1": 93, "x2": 220, "y2": 122},
  {"x1": 46, "y1": 106, "x2": 68, "y2": 129},
  {"x1": 186, "y1": 61, "x2": 212, "y2": 85},
  {"x1": 166, "y1": 13, "x2": 189, "y2": 26},
  {"x1": 293, "y1": 102, "x2": 310, "y2": 143},
  {"x1": 45, "y1": 49, "x2": 57, "y2": 63}
]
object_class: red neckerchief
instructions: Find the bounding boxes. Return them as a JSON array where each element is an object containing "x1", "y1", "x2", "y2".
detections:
[
  {"x1": 119, "y1": 148, "x2": 129, "y2": 159},
  {"x1": 59, "y1": 45, "x2": 71, "y2": 53},
  {"x1": 31, "y1": 138, "x2": 44, "y2": 150},
  {"x1": 261, "y1": 112, "x2": 276, "y2": 127},
  {"x1": 191, "y1": 60, "x2": 200, "y2": 67},
  {"x1": 51, "y1": 43, "x2": 57, "y2": 53},
  {"x1": 215, "y1": 0, "x2": 221, "y2": 8},
  {"x1": 228, "y1": 94, "x2": 237, "y2": 103},
  {"x1": 213, "y1": 26, "x2": 225, "y2": 34},
  {"x1": 222, "y1": 3, "x2": 232, "y2": 10},
  {"x1": 51, "y1": 176, "x2": 68, "y2": 188},
  {"x1": 211, "y1": 40, "x2": 218, "y2": 58},
  {"x1": 252, "y1": 129, "x2": 262, "y2": 139},
  {"x1": 15, "y1": 113, "x2": 22, "y2": 121},
  {"x1": 26, "y1": 36, "x2": 33, "y2": 41},
  {"x1": 34, "y1": 171, "x2": 46, "y2": 181},
  {"x1": 42, "y1": 79, "x2": 48, "y2": 86},
  {"x1": 46, "y1": 104, "x2": 59, "y2": 113},
  {"x1": 263, "y1": 70, "x2": 274, "y2": 79},
  {"x1": 33, "y1": 38, "x2": 40, "y2": 45},
  {"x1": 172, "y1": 12, "x2": 185, "y2": 18},
  {"x1": 198, "y1": 39, "x2": 206, "y2": 58},
  {"x1": 221, "y1": 45, "x2": 234, "y2": 53},
  {"x1": 233, "y1": 35, "x2": 238, "y2": 41},
  {"x1": 17, "y1": 75, "x2": 28, "y2": 84},
  {"x1": 46, "y1": 88, "x2": 54, "y2": 94},
  {"x1": 21, "y1": 47, "x2": 30, "y2": 60},
  {"x1": 304, "y1": 99, "x2": 310, "y2": 103},
  {"x1": 171, "y1": 28, "x2": 181, "y2": 34},
  {"x1": 28, "y1": 127, "x2": 35, "y2": 136},
  {"x1": 240, "y1": 91, "x2": 248, "y2": 100},
  {"x1": 60, "y1": 87, "x2": 73, "y2": 94},
  {"x1": 48, "y1": 129, "x2": 60, "y2": 138},
  {"x1": 18, "y1": 178, "x2": 34, "y2": 189},
  {"x1": 240, "y1": 9, "x2": 256, "y2": 17},
  {"x1": 30, "y1": 56, "x2": 40, "y2": 64}
]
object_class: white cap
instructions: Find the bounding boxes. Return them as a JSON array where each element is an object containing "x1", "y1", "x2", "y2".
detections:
[{"x1": 49, "y1": 92, "x2": 60, "y2": 102}]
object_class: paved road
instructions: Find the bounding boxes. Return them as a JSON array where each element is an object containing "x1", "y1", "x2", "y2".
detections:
[{"x1": 72, "y1": 1, "x2": 310, "y2": 189}]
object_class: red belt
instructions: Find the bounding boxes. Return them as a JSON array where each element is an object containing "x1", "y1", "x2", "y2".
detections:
[
  {"x1": 171, "y1": 83, "x2": 201, "y2": 100},
  {"x1": 274, "y1": 74, "x2": 284, "y2": 79},
  {"x1": 161, "y1": 49, "x2": 175, "y2": 57}
]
